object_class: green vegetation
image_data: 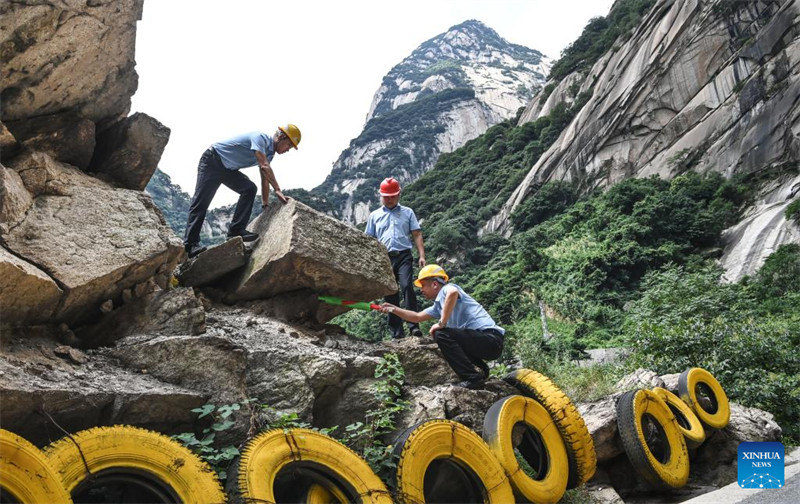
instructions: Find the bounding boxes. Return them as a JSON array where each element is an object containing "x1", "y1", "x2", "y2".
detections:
[
  {"x1": 174, "y1": 354, "x2": 409, "y2": 481},
  {"x1": 466, "y1": 173, "x2": 742, "y2": 347},
  {"x1": 786, "y1": 198, "x2": 800, "y2": 224},
  {"x1": 548, "y1": 0, "x2": 655, "y2": 83},
  {"x1": 403, "y1": 92, "x2": 591, "y2": 277},
  {"x1": 173, "y1": 400, "x2": 253, "y2": 481}
]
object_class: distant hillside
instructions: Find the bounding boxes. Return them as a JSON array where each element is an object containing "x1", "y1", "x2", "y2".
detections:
[{"x1": 296, "y1": 20, "x2": 550, "y2": 224}]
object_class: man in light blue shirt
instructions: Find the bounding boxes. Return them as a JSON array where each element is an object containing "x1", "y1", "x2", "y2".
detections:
[
  {"x1": 365, "y1": 177, "x2": 426, "y2": 339},
  {"x1": 183, "y1": 125, "x2": 301, "y2": 257},
  {"x1": 380, "y1": 264, "x2": 504, "y2": 389}
]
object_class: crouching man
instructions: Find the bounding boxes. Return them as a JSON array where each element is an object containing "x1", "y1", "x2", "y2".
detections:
[{"x1": 380, "y1": 264, "x2": 504, "y2": 389}]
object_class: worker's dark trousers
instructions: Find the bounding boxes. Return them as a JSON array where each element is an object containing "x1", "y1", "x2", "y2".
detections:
[
  {"x1": 386, "y1": 249, "x2": 419, "y2": 338},
  {"x1": 183, "y1": 148, "x2": 257, "y2": 247},
  {"x1": 433, "y1": 327, "x2": 504, "y2": 381}
]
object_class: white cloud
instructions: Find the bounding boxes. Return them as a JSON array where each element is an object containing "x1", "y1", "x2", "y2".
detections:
[{"x1": 132, "y1": 0, "x2": 613, "y2": 207}]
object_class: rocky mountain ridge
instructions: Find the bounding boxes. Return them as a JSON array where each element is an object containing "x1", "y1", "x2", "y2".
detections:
[
  {"x1": 303, "y1": 20, "x2": 551, "y2": 225},
  {"x1": 481, "y1": 0, "x2": 800, "y2": 281}
]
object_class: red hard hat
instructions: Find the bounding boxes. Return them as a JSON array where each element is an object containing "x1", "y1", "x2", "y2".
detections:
[{"x1": 379, "y1": 177, "x2": 401, "y2": 196}]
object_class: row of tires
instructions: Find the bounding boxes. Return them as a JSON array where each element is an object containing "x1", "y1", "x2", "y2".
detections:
[
  {"x1": 0, "y1": 367, "x2": 727, "y2": 503},
  {"x1": 617, "y1": 367, "x2": 731, "y2": 490}
]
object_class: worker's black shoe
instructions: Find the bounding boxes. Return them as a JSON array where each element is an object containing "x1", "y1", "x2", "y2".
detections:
[
  {"x1": 455, "y1": 378, "x2": 485, "y2": 390},
  {"x1": 185, "y1": 244, "x2": 207, "y2": 258},
  {"x1": 227, "y1": 230, "x2": 259, "y2": 242},
  {"x1": 410, "y1": 327, "x2": 423, "y2": 338}
]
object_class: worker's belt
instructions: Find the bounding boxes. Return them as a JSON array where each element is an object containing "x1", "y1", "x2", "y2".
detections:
[
  {"x1": 484, "y1": 328, "x2": 504, "y2": 339},
  {"x1": 387, "y1": 249, "x2": 412, "y2": 258}
]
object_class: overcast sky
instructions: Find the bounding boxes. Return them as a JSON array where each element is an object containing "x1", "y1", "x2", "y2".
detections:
[{"x1": 131, "y1": 0, "x2": 614, "y2": 207}]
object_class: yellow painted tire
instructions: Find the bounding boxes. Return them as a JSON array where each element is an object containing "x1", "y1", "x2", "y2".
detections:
[
  {"x1": 482, "y1": 395, "x2": 568, "y2": 503},
  {"x1": 616, "y1": 389, "x2": 690, "y2": 489},
  {"x1": 237, "y1": 428, "x2": 392, "y2": 503},
  {"x1": 44, "y1": 425, "x2": 225, "y2": 502},
  {"x1": 393, "y1": 419, "x2": 515, "y2": 504},
  {"x1": 678, "y1": 367, "x2": 730, "y2": 429},
  {"x1": 305, "y1": 482, "x2": 345, "y2": 503},
  {"x1": 504, "y1": 368, "x2": 596, "y2": 487},
  {"x1": 652, "y1": 387, "x2": 706, "y2": 448},
  {"x1": 0, "y1": 429, "x2": 72, "y2": 503}
]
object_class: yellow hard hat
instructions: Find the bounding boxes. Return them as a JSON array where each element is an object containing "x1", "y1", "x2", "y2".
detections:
[
  {"x1": 279, "y1": 124, "x2": 301, "y2": 149},
  {"x1": 414, "y1": 264, "x2": 449, "y2": 288}
]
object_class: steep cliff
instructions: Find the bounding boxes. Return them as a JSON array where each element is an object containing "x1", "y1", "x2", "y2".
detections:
[
  {"x1": 305, "y1": 20, "x2": 550, "y2": 225},
  {"x1": 482, "y1": 0, "x2": 800, "y2": 280}
]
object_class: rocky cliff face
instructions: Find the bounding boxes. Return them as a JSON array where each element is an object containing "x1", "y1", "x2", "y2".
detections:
[
  {"x1": 1, "y1": 0, "x2": 143, "y2": 128},
  {"x1": 1, "y1": 0, "x2": 181, "y2": 326},
  {"x1": 483, "y1": 0, "x2": 800, "y2": 280},
  {"x1": 308, "y1": 20, "x2": 550, "y2": 225}
]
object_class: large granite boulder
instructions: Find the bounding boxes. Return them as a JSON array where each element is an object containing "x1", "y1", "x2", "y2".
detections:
[
  {"x1": 0, "y1": 331, "x2": 205, "y2": 446},
  {"x1": 0, "y1": 246, "x2": 62, "y2": 325},
  {"x1": 229, "y1": 199, "x2": 396, "y2": 321},
  {"x1": 2, "y1": 151, "x2": 183, "y2": 323},
  {"x1": 89, "y1": 112, "x2": 171, "y2": 190},
  {"x1": 0, "y1": 0, "x2": 143, "y2": 126},
  {"x1": 4, "y1": 112, "x2": 95, "y2": 169}
]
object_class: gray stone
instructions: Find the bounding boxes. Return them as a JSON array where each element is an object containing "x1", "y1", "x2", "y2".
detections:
[
  {"x1": 613, "y1": 368, "x2": 665, "y2": 393},
  {"x1": 177, "y1": 237, "x2": 246, "y2": 287},
  {"x1": 7, "y1": 150, "x2": 106, "y2": 197},
  {"x1": 3, "y1": 155, "x2": 182, "y2": 323},
  {"x1": 0, "y1": 333, "x2": 205, "y2": 446},
  {"x1": 578, "y1": 397, "x2": 624, "y2": 462},
  {"x1": 0, "y1": 0, "x2": 143, "y2": 125},
  {"x1": 75, "y1": 287, "x2": 206, "y2": 347},
  {"x1": 107, "y1": 333, "x2": 247, "y2": 405},
  {"x1": 382, "y1": 337, "x2": 459, "y2": 387},
  {"x1": 0, "y1": 164, "x2": 33, "y2": 233},
  {"x1": 5, "y1": 113, "x2": 95, "y2": 169},
  {"x1": 0, "y1": 247, "x2": 62, "y2": 325},
  {"x1": 0, "y1": 121, "x2": 19, "y2": 158},
  {"x1": 230, "y1": 200, "x2": 397, "y2": 320},
  {"x1": 89, "y1": 113, "x2": 171, "y2": 190},
  {"x1": 53, "y1": 345, "x2": 88, "y2": 365},
  {"x1": 660, "y1": 372, "x2": 681, "y2": 393}
]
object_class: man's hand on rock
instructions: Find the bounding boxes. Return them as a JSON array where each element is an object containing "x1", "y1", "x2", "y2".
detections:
[
  {"x1": 429, "y1": 322, "x2": 443, "y2": 337},
  {"x1": 275, "y1": 190, "x2": 290, "y2": 204},
  {"x1": 379, "y1": 303, "x2": 397, "y2": 314}
]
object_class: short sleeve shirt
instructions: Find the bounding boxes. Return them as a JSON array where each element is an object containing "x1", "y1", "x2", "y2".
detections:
[
  {"x1": 364, "y1": 204, "x2": 421, "y2": 252},
  {"x1": 212, "y1": 132, "x2": 274, "y2": 170},
  {"x1": 423, "y1": 283, "x2": 505, "y2": 334}
]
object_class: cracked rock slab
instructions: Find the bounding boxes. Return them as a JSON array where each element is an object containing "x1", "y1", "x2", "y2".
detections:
[{"x1": 0, "y1": 334, "x2": 204, "y2": 446}]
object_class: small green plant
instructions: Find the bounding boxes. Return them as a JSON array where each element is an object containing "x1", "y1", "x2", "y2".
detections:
[
  {"x1": 173, "y1": 399, "x2": 255, "y2": 481},
  {"x1": 340, "y1": 353, "x2": 409, "y2": 480},
  {"x1": 786, "y1": 198, "x2": 800, "y2": 224}
]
